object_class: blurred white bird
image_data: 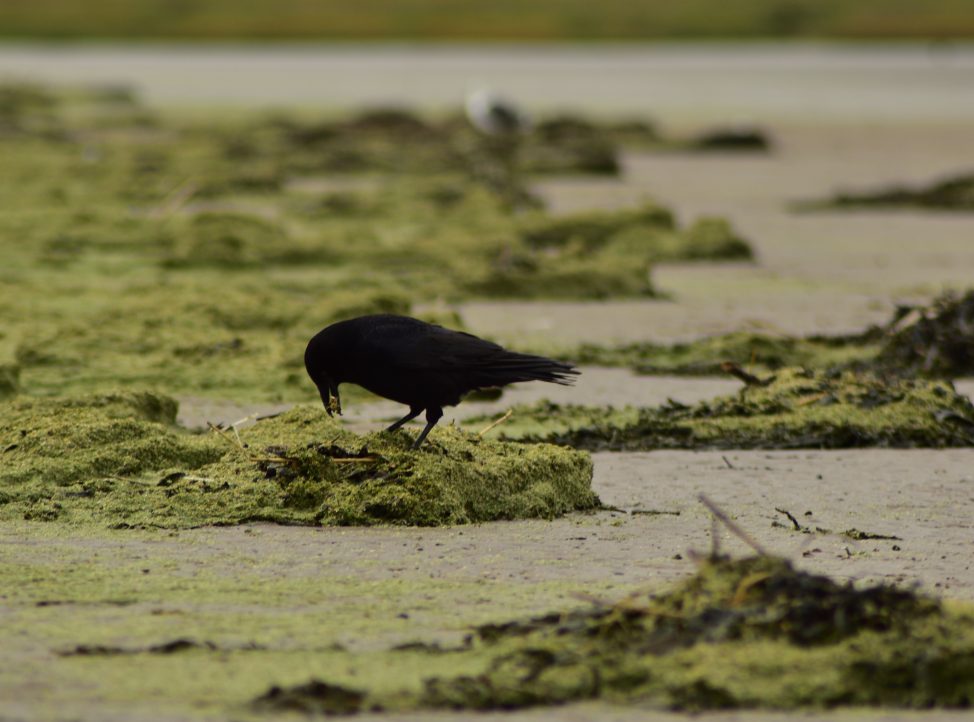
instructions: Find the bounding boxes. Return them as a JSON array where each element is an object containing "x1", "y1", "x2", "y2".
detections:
[{"x1": 464, "y1": 89, "x2": 530, "y2": 136}]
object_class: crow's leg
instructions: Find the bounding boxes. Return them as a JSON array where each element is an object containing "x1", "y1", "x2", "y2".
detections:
[
  {"x1": 386, "y1": 406, "x2": 422, "y2": 433},
  {"x1": 411, "y1": 407, "x2": 443, "y2": 450}
]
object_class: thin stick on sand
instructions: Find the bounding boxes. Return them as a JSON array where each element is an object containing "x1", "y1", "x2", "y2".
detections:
[{"x1": 698, "y1": 493, "x2": 768, "y2": 556}]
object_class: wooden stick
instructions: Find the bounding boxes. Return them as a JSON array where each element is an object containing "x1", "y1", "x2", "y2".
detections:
[
  {"x1": 720, "y1": 361, "x2": 773, "y2": 387},
  {"x1": 148, "y1": 178, "x2": 198, "y2": 219},
  {"x1": 478, "y1": 409, "x2": 513, "y2": 437},
  {"x1": 207, "y1": 421, "x2": 245, "y2": 450},
  {"x1": 699, "y1": 493, "x2": 768, "y2": 556}
]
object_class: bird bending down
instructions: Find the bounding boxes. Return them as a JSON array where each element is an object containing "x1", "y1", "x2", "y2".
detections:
[{"x1": 304, "y1": 314, "x2": 579, "y2": 449}]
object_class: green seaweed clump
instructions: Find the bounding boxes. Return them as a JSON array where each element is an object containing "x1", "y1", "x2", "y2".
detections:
[
  {"x1": 520, "y1": 204, "x2": 751, "y2": 264},
  {"x1": 0, "y1": 394, "x2": 597, "y2": 527},
  {"x1": 255, "y1": 680, "x2": 367, "y2": 715},
  {"x1": 159, "y1": 212, "x2": 297, "y2": 268},
  {"x1": 0, "y1": 362, "x2": 19, "y2": 399},
  {"x1": 804, "y1": 172, "x2": 974, "y2": 212},
  {"x1": 259, "y1": 555, "x2": 974, "y2": 712},
  {"x1": 202, "y1": 406, "x2": 598, "y2": 527},
  {"x1": 561, "y1": 290, "x2": 974, "y2": 379},
  {"x1": 685, "y1": 125, "x2": 772, "y2": 151},
  {"x1": 472, "y1": 368, "x2": 974, "y2": 450},
  {"x1": 570, "y1": 330, "x2": 880, "y2": 375},
  {"x1": 521, "y1": 202, "x2": 674, "y2": 248},
  {"x1": 873, "y1": 290, "x2": 974, "y2": 378},
  {"x1": 0, "y1": 82, "x2": 63, "y2": 138},
  {"x1": 0, "y1": 392, "x2": 224, "y2": 522}
]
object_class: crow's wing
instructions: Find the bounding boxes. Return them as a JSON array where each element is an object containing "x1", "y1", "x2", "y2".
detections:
[{"x1": 359, "y1": 319, "x2": 576, "y2": 387}]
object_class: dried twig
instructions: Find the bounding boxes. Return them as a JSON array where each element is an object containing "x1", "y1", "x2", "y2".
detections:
[
  {"x1": 477, "y1": 409, "x2": 513, "y2": 437},
  {"x1": 710, "y1": 515, "x2": 721, "y2": 558},
  {"x1": 148, "y1": 178, "x2": 198, "y2": 220},
  {"x1": 207, "y1": 421, "x2": 245, "y2": 450},
  {"x1": 568, "y1": 590, "x2": 617, "y2": 607},
  {"x1": 699, "y1": 494, "x2": 768, "y2": 556},
  {"x1": 720, "y1": 361, "x2": 773, "y2": 387},
  {"x1": 774, "y1": 507, "x2": 802, "y2": 531}
]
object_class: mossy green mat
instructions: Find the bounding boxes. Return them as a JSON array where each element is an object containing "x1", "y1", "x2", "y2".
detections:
[
  {"x1": 801, "y1": 172, "x2": 974, "y2": 212},
  {"x1": 1, "y1": 82, "x2": 752, "y2": 402},
  {"x1": 567, "y1": 330, "x2": 880, "y2": 376},
  {"x1": 256, "y1": 555, "x2": 974, "y2": 712},
  {"x1": 0, "y1": 392, "x2": 597, "y2": 527},
  {"x1": 471, "y1": 369, "x2": 974, "y2": 450},
  {"x1": 547, "y1": 290, "x2": 974, "y2": 380}
]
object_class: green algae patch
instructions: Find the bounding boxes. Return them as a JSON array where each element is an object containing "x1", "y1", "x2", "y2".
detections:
[
  {"x1": 521, "y1": 204, "x2": 752, "y2": 264},
  {"x1": 471, "y1": 368, "x2": 974, "y2": 450},
  {"x1": 873, "y1": 290, "x2": 974, "y2": 378},
  {"x1": 256, "y1": 555, "x2": 974, "y2": 712},
  {"x1": 684, "y1": 125, "x2": 773, "y2": 151},
  {"x1": 0, "y1": 362, "x2": 19, "y2": 399},
  {"x1": 254, "y1": 680, "x2": 368, "y2": 715},
  {"x1": 571, "y1": 330, "x2": 880, "y2": 376},
  {"x1": 0, "y1": 395, "x2": 597, "y2": 527},
  {"x1": 0, "y1": 82, "x2": 757, "y2": 400},
  {"x1": 199, "y1": 406, "x2": 599, "y2": 527},
  {"x1": 8, "y1": 280, "x2": 411, "y2": 402},
  {"x1": 0, "y1": 392, "x2": 225, "y2": 522},
  {"x1": 803, "y1": 172, "x2": 974, "y2": 212},
  {"x1": 1, "y1": 519, "x2": 638, "y2": 722},
  {"x1": 550, "y1": 290, "x2": 974, "y2": 379}
]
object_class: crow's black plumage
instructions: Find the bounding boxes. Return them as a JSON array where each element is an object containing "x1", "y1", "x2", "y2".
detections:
[{"x1": 304, "y1": 314, "x2": 579, "y2": 449}]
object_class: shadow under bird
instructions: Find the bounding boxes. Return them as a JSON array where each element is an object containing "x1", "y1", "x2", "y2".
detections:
[{"x1": 304, "y1": 314, "x2": 579, "y2": 449}]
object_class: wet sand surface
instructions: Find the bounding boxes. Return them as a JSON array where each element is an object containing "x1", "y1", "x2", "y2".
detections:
[
  {"x1": 3, "y1": 44, "x2": 974, "y2": 721},
  {"x1": 463, "y1": 125, "x2": 974, "y2": 345},
  {"x1": 2, "y1": 43, "x2": 974, "y2": 124},
  {"x1": 3, "y1": 447, "x2": 973, "y2": 721}
]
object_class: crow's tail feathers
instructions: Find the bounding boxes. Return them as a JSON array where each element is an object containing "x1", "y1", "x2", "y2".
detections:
[{"x1": 480, "y1": 352, "x2": 580, "y2": 387}]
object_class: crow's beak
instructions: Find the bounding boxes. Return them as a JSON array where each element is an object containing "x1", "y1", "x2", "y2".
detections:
[
  {"x1": 318, "y1": 379, "x2": 342, "y2": 417},
  {"x1": 329, "y1": 383, "x2": 342, "y2": 416}
]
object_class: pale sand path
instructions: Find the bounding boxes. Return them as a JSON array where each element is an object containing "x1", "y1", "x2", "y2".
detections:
[{"x1": 460, "y1": 125, "x2": 974, "y2": 346}]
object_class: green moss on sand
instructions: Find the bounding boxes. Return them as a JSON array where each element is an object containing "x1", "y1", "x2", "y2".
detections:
[
  {"x1": 0, "y1": 362, "x2": 19, "y2": 399},
  {"x1": 471, "y1": 368, "x2": 974, "y2": 450},
  {"x1": 873, "y1": 290, "x2": 974, "y2": 378},
  {"x1": 1, "y1": 520, "x2": 618, "y2": 722},
  {"x1": 803, "y1": 172, "x2": 974, "y2": 211},
  {"x1": 0, "y1": 82, "x2": 755, "y2": 400},
  {"x1": 684, "y1": 125, "x2": 772, "y2": 151},
  {"x1": 258, "y1": 555, "x2": 974, "y2": 712},
  {"x1": 571, "y1": 330, "x2": 880, "y2": 376},
  {"x1": 0, "y1": 393, "x2": 597, "y2": 527},
  {"x1": 521, "y1": 204, "x2": 752, "y2": 263},
  {"x1": 7, "y1": 281, "x2": 410, "y2": 401},
  {"x1": 553, "y1": 290, "x2": 974, "y2": 380}
]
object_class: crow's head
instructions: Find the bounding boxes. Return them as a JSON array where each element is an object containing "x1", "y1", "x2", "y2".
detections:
[{"x1": 304, "y1": 332, "x2": 342, "y2": 416}]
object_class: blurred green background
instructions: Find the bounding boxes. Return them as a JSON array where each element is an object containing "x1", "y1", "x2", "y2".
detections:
[{"x1": 1, "y1": 0, "x2": 972, "y2": 40}]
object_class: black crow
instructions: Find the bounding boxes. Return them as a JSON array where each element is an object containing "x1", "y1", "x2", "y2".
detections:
[{"x1": 304, "y1": 314, "x2": 578, "y2": 449}]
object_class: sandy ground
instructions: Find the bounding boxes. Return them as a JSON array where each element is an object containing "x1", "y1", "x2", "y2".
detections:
[
  {"x1": 462, "y1": 125, "x2": 974, "y2": 345},
  {"x1": 2, "y1": 44, "x2": 974, "y2": 124},
  {"x1": 2, "y1": 447, "x2": 973, "y2": 722},
  {"x1": 3, "y1": 45, "x2": 974, "y2": 721}
]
